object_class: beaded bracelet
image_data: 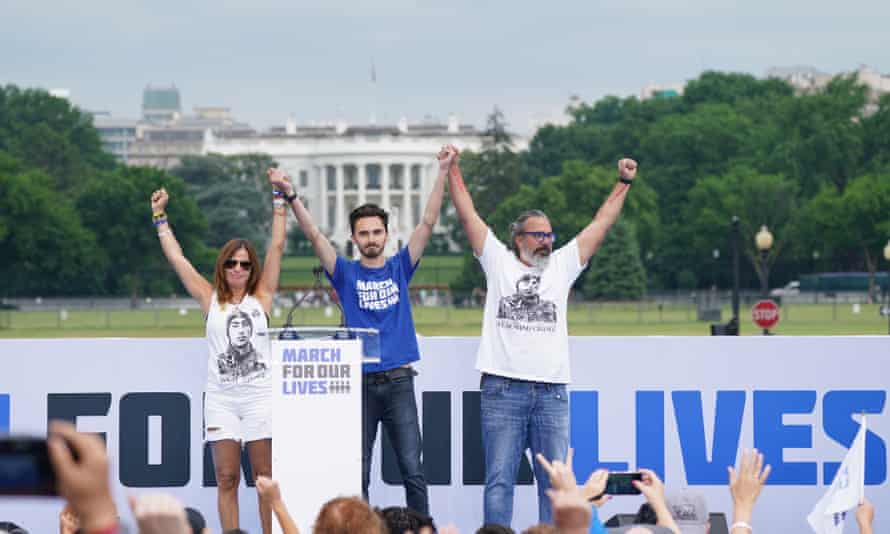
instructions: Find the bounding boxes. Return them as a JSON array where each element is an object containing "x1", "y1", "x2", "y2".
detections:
[
  {"x1": 730, "y1": 521, "x2": 753, "y2": 531},
  {"x1": 153, "y1": 218, "x2": 168, "y2": 227}
]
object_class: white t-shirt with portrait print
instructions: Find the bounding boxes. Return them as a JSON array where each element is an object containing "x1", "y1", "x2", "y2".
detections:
[
  {"x1": 205, "y1": 291, "x2": 272, "y2": 394},
  {"x1": 475, "y1": 229, "x2": 587, "y2": 384}
]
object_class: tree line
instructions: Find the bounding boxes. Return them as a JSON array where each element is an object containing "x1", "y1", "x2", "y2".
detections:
[
  {"x1": 2, "y1": 71, "x2": 890, "y2": 299},
  {"x1": 451, "y1": 72, "x2": 890, "y2": 299}
]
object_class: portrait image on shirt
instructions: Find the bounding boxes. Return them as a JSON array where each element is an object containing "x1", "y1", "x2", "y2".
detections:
[
  {"x1": 496, "y1": 273, "x2": 557, "y2": 323},
  {"x1": 216, "y1": 308, "x2": 268, "y2": 381}
]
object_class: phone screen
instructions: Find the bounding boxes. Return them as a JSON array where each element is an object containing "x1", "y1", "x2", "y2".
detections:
[
  {"x1": 0, "y1": 438, "x2": 57, "y2": 496},
  {"x1": 604, "y1": 472, "x2": 643, "y2": 495}
]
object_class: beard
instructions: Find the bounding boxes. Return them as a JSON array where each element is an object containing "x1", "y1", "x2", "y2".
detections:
[
  {"x1": 519, "y1": 244, "x2": 551, "y2": 270},
  {"x1": 359, "y1": 243, "x2": 383, "y2": 259}
]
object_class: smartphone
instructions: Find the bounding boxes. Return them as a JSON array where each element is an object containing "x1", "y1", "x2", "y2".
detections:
[
  {"x1": 0, "y1": 437, "x2": 57, "y2": 496},
  {"x1": 604, "y1": 472, "x2": 643, "y2": 495}
]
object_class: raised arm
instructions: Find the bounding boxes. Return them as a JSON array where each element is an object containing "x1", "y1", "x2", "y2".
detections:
[
  {"x1": 267, "y1": 168, "x2": 337, "y2": 275},
  {"x1": 256, "y1": 476, "x2": 300, "y2": 534},
  {"x1": 407, "y1": 145, "x2": 454, "y2": 265},
  {"x1": 575, "y1": 158, "x2": 637, "y2": 265},
  {"x1": 256, "y1": 188, "x2": 288, "y2": 313},
  {"x1": 151, "y1": 188, "x2": 213, "y2": 313},
  {"x1": 447, "y1": 148, "x2": 488, "y2": 256}
]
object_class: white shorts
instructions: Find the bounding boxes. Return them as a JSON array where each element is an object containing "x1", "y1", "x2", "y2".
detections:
[{"x1": 204, "y1": 386, "x2": 272, "y2": 444}]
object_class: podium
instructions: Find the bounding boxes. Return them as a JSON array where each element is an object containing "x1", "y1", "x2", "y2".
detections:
[{"x1": 263, "y1": 327, "x2": 379, "y2": 534}]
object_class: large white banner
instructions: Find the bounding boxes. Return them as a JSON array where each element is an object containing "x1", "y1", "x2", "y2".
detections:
[{"x1": 0, "y1": 336, "x2": 888, "y2": 533}]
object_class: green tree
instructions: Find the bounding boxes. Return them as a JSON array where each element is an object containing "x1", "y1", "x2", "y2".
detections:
[
  {"x1": 582, "y1": 220, "x2": 646, "y2": 299},
  {"x1": 797, "y1": 171, "x2": 890, "y2": 298},
  {"x1": 684, "y1": 166, "x2": 800, "y2": 292},
  {"x1": 0, "y1": 85, "x2": 114, "y2": 191},
  {"x1": 171, "y1": 153, "x2": 277, "y2": 251},
  {"x1": 77, "y1": 166, "x2": 209, "y2": 297},
  {"x1": 0, "y1": 151, "x2": 105, "y2": 295}
]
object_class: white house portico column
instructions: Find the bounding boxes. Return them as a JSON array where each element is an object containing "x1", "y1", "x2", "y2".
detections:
[
  {"x1": 335, "y1": 163, "x2": 344, "y2": 234},
  {"x1": 358, "y1": 161, "x2": 367, "y2": 205}
]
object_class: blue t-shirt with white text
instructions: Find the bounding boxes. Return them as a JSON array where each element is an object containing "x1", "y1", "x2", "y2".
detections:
[{"x1": 326, "y1": 247, "x2": 421, "y2": 373}]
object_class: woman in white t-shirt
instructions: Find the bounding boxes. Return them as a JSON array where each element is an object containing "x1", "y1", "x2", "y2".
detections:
[{"x1": 150, "y1": 169, "x2": 287, "y2": 534}]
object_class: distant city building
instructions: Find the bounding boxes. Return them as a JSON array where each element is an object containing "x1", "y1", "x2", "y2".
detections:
[
  {"x1": 142, "y1": 85, "x2": 182, "y2": 122},
  {"x1": 767, "y1": 64, "x2": 890, "y2": 99},
  {"x1": 127, "y1": 106, "x2": 255, "y2": 169},
  {"x1": 641, "y1": 82, "x2": 685, "y2": 100}
]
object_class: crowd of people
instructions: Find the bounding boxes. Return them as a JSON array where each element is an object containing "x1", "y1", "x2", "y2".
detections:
[{"x1": 1, "y1": 423, "x2": 877, "y2": 533}]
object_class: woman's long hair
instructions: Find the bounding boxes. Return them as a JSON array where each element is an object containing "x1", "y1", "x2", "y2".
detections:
[{"x1": 213, "y1": 239, "x2": 262, "y2": 307}]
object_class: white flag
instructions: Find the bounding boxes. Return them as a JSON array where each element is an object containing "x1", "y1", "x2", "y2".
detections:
[{"x1": 806, "y1": 415, "x2": 867, "y2": 534}]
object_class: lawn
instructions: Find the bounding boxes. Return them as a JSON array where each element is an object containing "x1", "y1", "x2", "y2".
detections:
[{"x1": 2, "y1": 302, "x2": 887, "y2": 338}]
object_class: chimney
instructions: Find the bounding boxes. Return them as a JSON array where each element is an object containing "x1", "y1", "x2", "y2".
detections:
[{"x1": 447, "y1": 113, "x2": 459, "y2": 134}]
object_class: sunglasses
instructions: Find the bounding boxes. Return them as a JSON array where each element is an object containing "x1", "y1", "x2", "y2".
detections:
[
  {"x1": 521, "y1": 231, "x2": 557, "y2": 243},
  {"x1": 223, "y1": 259, "x2": 252, "y2": 270}
]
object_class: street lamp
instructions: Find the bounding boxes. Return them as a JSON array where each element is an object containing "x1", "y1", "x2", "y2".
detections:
[
  {"x1": 884, "y1": 240, "x2": 890, "y2": 335},
  {"x1": 755, "y1": 225, "x2": 774, "y2": 298},
  {"x1": 712, "y1": 248, "x2": 720, "y2": 290}
]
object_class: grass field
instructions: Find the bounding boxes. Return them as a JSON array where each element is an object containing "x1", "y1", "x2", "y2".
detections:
[
  {"x1": 279, "y1": 255, "x2": 464, "y2": 286},
  {"x1": 2, "y1": 302, "x2": 887, "y2": 338}
]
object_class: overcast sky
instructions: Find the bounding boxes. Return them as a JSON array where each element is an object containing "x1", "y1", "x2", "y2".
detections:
[{"x1": 3, "y1": 0, "x2": 889, "y2": 133}]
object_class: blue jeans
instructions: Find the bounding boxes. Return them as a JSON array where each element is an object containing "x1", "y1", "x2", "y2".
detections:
[
  {"x1": 481, "y1": 373, "x2": 570, "y2": 527},
  {"x1": 362, "y1": 369, "x2": 428, "y2": 515}
]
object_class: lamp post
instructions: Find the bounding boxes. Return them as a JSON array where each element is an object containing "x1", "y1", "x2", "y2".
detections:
[
  {"x1": 755, "y1": 225, "x2": 774, "y2": 298},
  {"x1": 755, "y1": 225, "x2": 774, "y2": 335},
  {"x1": 884, "y1": 240, "x2": 890, "y2": 335},
  {"x1": 712, "y1": 248, "x2": 720, "y2": 290}
]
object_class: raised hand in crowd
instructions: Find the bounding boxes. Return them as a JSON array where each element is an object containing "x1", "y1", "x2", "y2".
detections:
[
  {"x1": 632, "y1": 469, "x2": 681, "y2": 534},
  {"x1": 438, "y1": 144, "x2": 459, "y2": 172},
  {"x1": 46, "y1": 421, "x2": 118, "y2": 534},
  {"x1": 58, "y1": 504, "x2": 80, "y2": 534},
  {"x1": 535, "y1": 448, "x2": 609, "y2": 506},
  {"x1": 728, "y1": 448, "x2": 771, "y2": 534},
  {"x1": 267, "y1": 167, "x2": 294, "y2": 195},
  {"x1": 150, "y1": 187, "x2": 169, "y2": 214},
  {"x1": 256, "y1": 476, "x2": 300, "y2": 534},
  {"x1": 128, "y1": 493, "x2": 191, "y2": 534},
  {"x1": 856, "y1": 498, "x2": 874, "y2": 534}
]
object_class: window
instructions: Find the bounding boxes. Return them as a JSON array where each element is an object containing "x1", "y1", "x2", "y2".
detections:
[
  {"x1": 389, "y1": 164, "x2": 404, "y2": 189},
  {"x1": 299, "y1": 170, "x2": 308, "y2": 188},
  {"x1": 344, "y1": 165, "x2": 358, "y2": 190},
  {"x1": 326, "y1": 166, "x2": 337, "y2": 190},
  {"x1": 366, "y1": 164, "x2": 381, "y2": 190},
  {"x1": 411, "y1": 165, "x2": 422, "y2": 190}
]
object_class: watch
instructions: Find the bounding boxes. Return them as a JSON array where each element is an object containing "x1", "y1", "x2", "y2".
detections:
[
  {"x1": 284, "y1": 191, "x2": 298, "y2": 203},
  {"x1": 618, "y1": 176, "x2": 633, "y2": 185}
]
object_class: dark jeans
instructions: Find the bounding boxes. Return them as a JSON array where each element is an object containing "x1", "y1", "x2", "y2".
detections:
[{"x1": 362, "y1": 368, "x2": 429, "y2": 515}]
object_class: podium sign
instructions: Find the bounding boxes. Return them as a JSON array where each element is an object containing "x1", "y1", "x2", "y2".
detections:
[{"x1": 270, "y1": 335, "x2": 363, "y2": 534}]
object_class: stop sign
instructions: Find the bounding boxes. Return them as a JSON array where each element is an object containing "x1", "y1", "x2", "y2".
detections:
[{"x1": 752, "y1": 299, "x2": 780, "y2": 329}]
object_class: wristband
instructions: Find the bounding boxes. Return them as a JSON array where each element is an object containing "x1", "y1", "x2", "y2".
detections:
[
  {"x1": 157, "y1": 230, "x2": 171, "y2": 238},
  {"x1": 730, "y1": 521, "x2": 753, "y2": 531},
  {"x1": 618, "y1": 176, "x2": 633, "y2": 186},
  {"x1": 284, "y1": 191, "x2": 297, "y2": 203},
  {"x1": 273, "y1": 190, "x2": 285, "y2": 198},
  {"x1": 152, "y1": 211, "x2": 166, "y2": 220},
  {"x1": 153, "y1": 218, "x2": 168, "y2": 227}
]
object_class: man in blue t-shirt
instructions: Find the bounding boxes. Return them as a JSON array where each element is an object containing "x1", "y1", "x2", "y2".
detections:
[{"x1": 269, "y1": 146, "x2": 457, "y2": 515}]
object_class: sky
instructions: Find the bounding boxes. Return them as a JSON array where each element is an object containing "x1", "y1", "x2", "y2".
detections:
[{"x1": 3, "y1": 0, "x2": 889, "y2": 134}]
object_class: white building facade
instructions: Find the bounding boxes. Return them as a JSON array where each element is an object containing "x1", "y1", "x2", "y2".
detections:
[{"x1": 204, "y1": 120, "x2": 494, "y2": 255}]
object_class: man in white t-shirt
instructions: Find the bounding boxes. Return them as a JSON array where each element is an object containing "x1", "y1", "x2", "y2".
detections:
[{"x1": 447, "y1": 152, "x2": 638, "y2": 527}]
